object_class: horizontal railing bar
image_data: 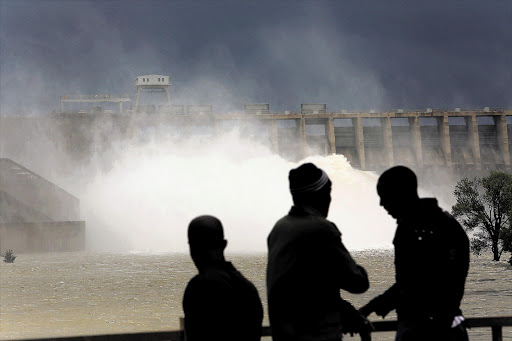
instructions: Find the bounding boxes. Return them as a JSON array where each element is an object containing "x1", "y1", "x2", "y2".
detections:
[
  {"x1": 466, "y1": 316, "x2": 512, "y2": 328},
  {"x1": 6, "y1": 316, "x2": 512, "y2": 341},
  {"x1": 6, "y1": 331, "x2": 184, "y2": 341},
  {"x1": 368, "y1": 316, "x2": 512, "y2": 332}
]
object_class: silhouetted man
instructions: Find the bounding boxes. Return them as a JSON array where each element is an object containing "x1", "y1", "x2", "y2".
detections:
[
  {"x1": 360, "y1": 166, "x2": 470, "y2": 341},
  {"x1": 183, "y1": 215, "x2": 263, "y2": 341},
  {"x1": 267, "y1": 163, "x2": 370, "y2": 341}
]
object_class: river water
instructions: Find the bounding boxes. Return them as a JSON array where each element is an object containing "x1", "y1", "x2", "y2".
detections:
[
  {"x1": 2, "y1": 136, "x2": 511, "y2": 340},
  {"x1": 1, "y1": 251, "x2": 511, "y2": 340}
]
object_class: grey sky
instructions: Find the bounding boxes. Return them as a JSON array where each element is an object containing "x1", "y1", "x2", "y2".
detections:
[{"x1": 1, "y1": 0, "x2": 511, "y2": 114}]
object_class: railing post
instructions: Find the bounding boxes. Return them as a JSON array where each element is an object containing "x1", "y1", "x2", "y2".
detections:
[
  {"x1": 492, "y1": 326, "x2": 503, "y2": 341},
  {"x1": 360, "y1": 331, "x2": 372, "y2": 341},
  {"x1": 180, "y1": 317, "x2": 186, "y2": 341}
]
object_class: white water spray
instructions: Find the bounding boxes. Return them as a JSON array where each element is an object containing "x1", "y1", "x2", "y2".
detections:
[{"x1": 82, "y1": 132, "x2": 396, "y2": 253}]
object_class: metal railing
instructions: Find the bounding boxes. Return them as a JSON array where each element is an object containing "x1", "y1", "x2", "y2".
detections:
[
  {"x1": 364, "y1": 316, "x2": 512, "y2": 341},
  {"x1": 8, "y1": 316, "x2": 512, "y2": 341},
  {"x1": 61, "y1": 95, "x2": 131, "y2": 100}
]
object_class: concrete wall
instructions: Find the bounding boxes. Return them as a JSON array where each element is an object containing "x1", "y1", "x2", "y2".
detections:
[
  {"x1": 0, "y1": 221, "x2": 85, "y2": 253},
  {"x1": 1, "y1": 110, "x2": 510, "y2": 174},
  {"x1": 0, "y1": 158, "x2": 80, "y2": 222},
  {"x1": 0, "y1": 158, "x2": 84, "y2": 253}
]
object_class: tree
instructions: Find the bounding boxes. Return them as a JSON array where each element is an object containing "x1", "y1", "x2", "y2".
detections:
[
  {"x1": 501, "y1": 211, "x2": 512, "y2": 265},
  {"x1": 2, "y1": 249, "x2": 16, "y2": 263},
  {"x1": 452, "y1": 171, "x2": 512, "y2": 261}
]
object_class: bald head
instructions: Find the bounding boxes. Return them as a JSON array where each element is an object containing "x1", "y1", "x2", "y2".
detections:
[
  {"x1": 188, "y1": 215, "x2": 225, "y2": 247},
  {"x1": 377, "y1": 166, "x2": 419, "y2": 219},
  {"x1": 187, "y1": 215, "x2": 227, "y2": 272}
]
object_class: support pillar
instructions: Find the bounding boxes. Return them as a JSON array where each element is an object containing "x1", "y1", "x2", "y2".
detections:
[
  {"x1": 325, "y1": 118, "x2": 336, "y2": 154},
  {"x1": 64, "y1": 118, "x2": 73, "y2": 152},
  {"x1": 270, "y1": 119, "x2": 279, "y2": 154},
  {"x1": 164, "y1": 87, "x2": 172, "y2": 106},
  {"x1": 436, "y1": 116, "x2": 452, "y2": 167},
  {"x1": 408, "y1": 117, "x2": 423, "y2": 168},
  {"x1": 352, "y1": 117, "x2": 365, "y2": 170},
  {"x1": 134, "y1": 88, "x2": 141, "y2": 111},
  {"x1": 381, "y1": 117, "x2": 394, "y2": 167},
  {"x1": 464, "y1": 115, "x2": 482, "y2": 170},
  {"x1": 211, "y1": 119, "x2": 220, "y2": 138},
  {"x1": 494, "y1": 115, "x2": 511, "y2": 168},
  {"x1": 296, "y1": 117, "x2": 307, "y2": 159},
  {"x1": 127, "y1": 118, "x2": 140, "y2": 140}
]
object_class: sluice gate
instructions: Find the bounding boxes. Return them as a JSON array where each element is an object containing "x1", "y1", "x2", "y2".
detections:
[{"x1": 1, "y1": 109, "x2": 511, "y2": 173}]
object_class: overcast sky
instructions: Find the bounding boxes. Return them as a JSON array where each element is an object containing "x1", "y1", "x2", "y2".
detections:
[{"x1": 1, "y1": 0, "x2": 511, "y2": 115}]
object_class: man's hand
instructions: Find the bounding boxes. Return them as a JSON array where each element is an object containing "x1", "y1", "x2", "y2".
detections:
[
  {"x1": 341, "y1": 313, "x2": 374, "y2": 337},
  {"x1": 359, "y1": 299, "x2": 391, "y2": 318},
  {"x1": 358, "y1": 303, "x2": 374, "y2": 318},
  {"x1": 340, "y1": 300, "x2": 375, "y2": 337}
]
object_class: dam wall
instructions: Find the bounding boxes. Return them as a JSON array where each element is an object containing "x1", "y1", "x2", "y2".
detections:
[
  {"x1": 0, "y1": 158, "x2": 80, "y2": 222},
  {"x1": 0, "y1": 158, "x2": 85, "y2": 253},
  {"x1": 0, "y1": 221, "x2": 85, "y2": 253},
  {"x1": 1, "y1": 110, "x2": 511, "y2": 175}
]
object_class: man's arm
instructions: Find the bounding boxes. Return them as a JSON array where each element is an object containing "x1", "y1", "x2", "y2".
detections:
[
  {"x1": 296, "y1": 222, "x2": 369, "y2": 293},
  {"x1": 359, "y1": 283, "x2": 399, "y2": 318},
  {"x1": 334, "y1": 241, "x2": 370, "y2": 294},
  {"x1": 327, "y1": 224, "x2": 370, "y2": 294}
]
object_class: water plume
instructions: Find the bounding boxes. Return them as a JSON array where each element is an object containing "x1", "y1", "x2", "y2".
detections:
[{"x1": 82, "y1": 131, "x2": 395, "y2": 253}]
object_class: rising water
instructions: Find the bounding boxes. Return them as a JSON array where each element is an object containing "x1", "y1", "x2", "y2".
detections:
[
  {"x1": 1, "y1": 252, "x2": 511, "y2": 340},
  {"x1": 2, "y1": 132, "x2": 510, "y2": 340}
]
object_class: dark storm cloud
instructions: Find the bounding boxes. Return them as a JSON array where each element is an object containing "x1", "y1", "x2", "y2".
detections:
[{"x1": 0, "y1": 0, "x2": 511, "y2": 115}]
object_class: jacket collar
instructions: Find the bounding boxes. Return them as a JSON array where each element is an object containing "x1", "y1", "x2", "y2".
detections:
[
  {"x1": 397, "y1": 198, "x2": 440, "y2": 225},
  {"x1": 289, "y1": 205, "x2": 325, "y2": 218}
]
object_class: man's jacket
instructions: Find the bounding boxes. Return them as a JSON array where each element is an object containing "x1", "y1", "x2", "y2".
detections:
[{"x1": 267, "y1": 205, "x2": 369, "y2": 341}]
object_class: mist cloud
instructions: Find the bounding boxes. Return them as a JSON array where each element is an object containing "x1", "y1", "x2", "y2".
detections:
[{"x1": 1, "y1": 0, "x2": 511, "y2": 114}]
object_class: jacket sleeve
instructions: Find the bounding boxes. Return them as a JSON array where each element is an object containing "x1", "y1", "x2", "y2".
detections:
[
  {"x1": 294, "y1": 220, "x2": 370, "y2": 294},
  {"x1": 333, "y1": 241, "x2": 370, "y2": 293},
  {"x1": 360, "y1": 283, "x2": 399, "y2": 318},
  {"x1": 325, "y1": 223, "x2": 370, "y2": 294},
  {"x1": 438, "y1": 215, "x2": 470, "y2": 317}
]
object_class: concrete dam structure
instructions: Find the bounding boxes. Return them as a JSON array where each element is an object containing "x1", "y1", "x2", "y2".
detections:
[
  {"x1": 50, "y1": 76, "x2": 511, "y2": 174},
  {"x1": 0, "y1": 158, "x2": 85, "y2": 252},
  {"x1": 1, "y1": 104, "x2": 510, "y2": 253},
  {"x1": 1, "y1": 107, "x2": 511, "y2": 175}
]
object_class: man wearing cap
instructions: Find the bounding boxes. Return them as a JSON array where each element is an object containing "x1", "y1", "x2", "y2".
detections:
[
  {"x1": 183, "y1": 215, "x2": 263, "y2": 341},
  {"x1": 359, "y1": 166, "x2": 470, "y2": 341},
  {"x1": 267, "y1": 163, "x2": 370, "y2": 341}
]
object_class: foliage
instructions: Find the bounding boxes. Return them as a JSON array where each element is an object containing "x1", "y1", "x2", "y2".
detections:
[
  {"x1": 452, "y1": 171, "x2": 512, "y2": 261},
  {"x1": 501, "y1": 219, "x2": 512, "y2": 265},
  {"x1": 2, "y1": 249, "x2": 16, "y2": 263}
]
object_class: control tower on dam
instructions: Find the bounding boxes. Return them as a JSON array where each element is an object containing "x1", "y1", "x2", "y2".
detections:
[{"x1": 1, "y1": 107, "x2": 511, "y2": 174}]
